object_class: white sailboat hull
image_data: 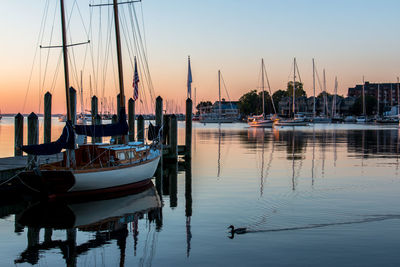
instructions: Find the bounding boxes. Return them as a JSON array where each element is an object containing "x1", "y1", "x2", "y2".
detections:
[
  {"x1": 248, "y1": 120, "x2": 274, "y2": 128},
  {"x1": 70, "y1": 149, "x2": 161, "y2": 192}
]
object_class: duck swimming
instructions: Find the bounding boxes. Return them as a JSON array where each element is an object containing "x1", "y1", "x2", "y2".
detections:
[{"x1": 228, "y1": 225, "x2": 247, "y2": 235}]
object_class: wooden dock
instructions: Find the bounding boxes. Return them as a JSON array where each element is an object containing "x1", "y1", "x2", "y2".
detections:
[
  {"x1": 0, "y1": 94, "x2": 193, "y2": 183},
  {"x1": 0, "y1": 154, "x2": 62, "y2": 182}
]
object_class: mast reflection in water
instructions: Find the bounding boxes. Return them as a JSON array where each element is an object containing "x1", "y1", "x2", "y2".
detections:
[{"x1": 14, "y1": 184, "x2": 162, "y2": 265}]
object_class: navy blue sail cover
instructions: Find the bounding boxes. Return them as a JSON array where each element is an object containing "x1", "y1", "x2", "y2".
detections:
[
  {"x1": 21, "y1": 120, "x2": 75, "y2": 155},
  {"x1": 21, "y1": 109, "x2": 128, "y2": 155},
  {"x1": 75, "y1": 108, "x2": 128, "y2": 137}
]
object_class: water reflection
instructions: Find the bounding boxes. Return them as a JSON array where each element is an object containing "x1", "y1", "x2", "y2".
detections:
[
  {"x1": 2, "y1": 123, "x2": 400, "y2": 266},
  {"x1": 243, "y1": 127, "x2": 400, "y2": 160},
  {"x1": 13, "y1": 184, "x2": 162, "y2": 265}
]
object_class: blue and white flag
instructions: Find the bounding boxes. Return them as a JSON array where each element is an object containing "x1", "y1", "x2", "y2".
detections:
[{"x1": 187, "y1": 56, "x2": 192, "y2": 99}]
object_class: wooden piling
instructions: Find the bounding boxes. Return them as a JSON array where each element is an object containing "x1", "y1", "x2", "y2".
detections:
[
  {"x1": 185, "y1": 98, "x2": 193, "y2": 159},
  {"x1": 155, "y1": 161, "x2": 163, "y2": 196},
  {"x1": 27, "y1": 112, "x2": 38, "y2": 163},
  {"x1": 169, "y1": 163, "x2": 178, "y2": 208},
  {"x1": 185, "y1": 159, "x2": 192, "y2": 217},
  {"x1": 169, "y1": 114, "x2": 178, "y2": 161},
  {"x1": 91, "y1": 95, "x2": 98, "y2": 123},
  {"x1": 94, "y1": 114, "x2": 102, "y2": 144},
  {"x1": 44, "y1": 92, "x2": 52, "y2": 143},
  {"x1": 14, "y1": 113, "x2": 23, "y2": 156},
  {"x1": 137, "y1": 115, "x2": 144, "y2": 142},
  {"x1": 44, "y1": 228, "x2": 53, "y2": 243},
  {"x1": 27, "y1": 227, "x2": 40, "y2": 248},
  {"x1": 117, "y1": 93, "x2": 125, "y2": 116},
  {"x1": 28, "y1": 112, "x2": 38, "y2": 146},
  {"x1": 112, "y1": 114, "x2": 118, "y2": 143},
  {"x1": 69, "y1": 87, "x2": 76, "y2": 124},
  {"x1": 163, "y1": 114, "x2": 170, "y2": 145},
  {"x1": 128, "y1": 98, "x2": 135, "y2": 142},
  {"x1": 156, "y1": 96, "x2": 163, "y2": 127}
]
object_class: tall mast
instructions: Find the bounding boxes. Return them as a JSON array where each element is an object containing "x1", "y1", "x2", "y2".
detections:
[
  {"x1": 397, "y1": 77, "x2": 399, "y2": 119},
  {"x1": 323, "y1": 69, "x2": 327, "y2": 116},
  {"x1": 312, "y1": 58, "x2": 315, "y2": 119},
  {"x1": 113, "y1": 0, "x2": 125, "y2": 110},
  {"x1": 218, "y1": 70, "x2": 221, "y2": 120},
  {"x1": 293, "y1": 58, "x2": 296, "y2": 118},
  {"x1": 80, "y1": 70, "x2": 84, "y2": 114},
  {"x1": 60, "y1": 0, "x2": 71, "y2": 121},
  {"x1": 377, "y1": 83, "x2": 380, "y2": 116},
  {"x1": 261, "y1": 59, "x2": 265, "y2": 117},
  {"x1": 332, "y1": 76, "x2": 337, "y2": 118},
  {"x1": 362, "y1": 76, "x2": 366, "y2": 116}
]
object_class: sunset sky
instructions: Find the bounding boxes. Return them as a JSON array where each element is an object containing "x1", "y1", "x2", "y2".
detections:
[{"x1": 1, "y1": 0, "x2": 400, "y2": 114}]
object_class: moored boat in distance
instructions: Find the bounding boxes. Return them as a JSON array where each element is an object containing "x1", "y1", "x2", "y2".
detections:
[
  {"x1": 274, "y1": 58, "x2": 309, "y2": 127},
  {"x1": 312, "y1": 116, "x2": 331, "y2": 123},
  {"x1": 199, "y1": 70, "x2": 239, "y2": 123},
  {"x1": 248, "y1": 114, "x2": 277, "y2": 128},
  {"x1": 58, "y1": 115, "x2": 67, "y2": 122},
  {"x1": 356, "y1": 116, "x2": 366, "y2": 123},
  {"x1": 344, "y1": 116, "x2": 356, "y2": 123},
  {"x1": 248, "y1": 59, "x2": 278, "y2": 128}
]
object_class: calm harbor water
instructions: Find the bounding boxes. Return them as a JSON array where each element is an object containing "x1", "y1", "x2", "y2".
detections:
[{"x1": 1, "y1": 117, "x2": 400, "y2": 266}]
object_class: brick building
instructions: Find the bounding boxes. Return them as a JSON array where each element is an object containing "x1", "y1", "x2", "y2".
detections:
[{"x1": 348, "y1": 82, "x2": 400, "y2": 107}]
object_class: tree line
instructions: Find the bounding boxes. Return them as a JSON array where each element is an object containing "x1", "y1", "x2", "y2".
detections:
[{"x1": 196, "y1": 81, "x2": 379, "y2": 116}]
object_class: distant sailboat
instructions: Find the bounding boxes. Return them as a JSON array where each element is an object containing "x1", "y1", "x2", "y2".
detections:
[
  {"x1": 356, "y1": 76, "x2": 367, "y2": 123},
  {"x1": 199, "y1": 70, "x2": 237, "y2": 123},
  {"x1": 248, "y1": 59, "x2": 278, "y2": 128},
  {"x1": 275, "y1": 58, "x2": 308, "y2": 127}
]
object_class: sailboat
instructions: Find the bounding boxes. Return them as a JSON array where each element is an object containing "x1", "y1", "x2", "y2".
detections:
[
  {"x1": 18, "y1": 0, "x2": 161, "y2": 199},
  {"x1": 199, "y1": 70, "x2": 237, "y2": 123},
  {"x1": 275, "y1": 58, "x2": 308, "y2": 127},
  {"x1": 356, "y1": 76, "x2": 367, "y2": 123},
  {"x1": 312, "y1": 67, "x2": 331, "y2": 123},
  {"x1": 248, "y1": 59, "x2": 278, "y2": 128}
]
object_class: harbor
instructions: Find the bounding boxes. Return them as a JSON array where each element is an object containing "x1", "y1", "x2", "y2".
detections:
[
  {"x1": 1, "y1": 121, "x2": 400, "y2": 265},
  {"x1": 1, "y1": 0, "x2": 400, "y2": 266}
]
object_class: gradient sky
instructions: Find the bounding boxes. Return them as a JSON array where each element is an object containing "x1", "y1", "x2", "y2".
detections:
[{"x1": 1, "y1": 0, "x2": 400, "y2": 114}]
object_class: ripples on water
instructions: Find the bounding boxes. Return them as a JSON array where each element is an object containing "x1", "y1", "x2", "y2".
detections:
[{"x1": 1, "y1": 118, "x2": 400, "y2": 266}]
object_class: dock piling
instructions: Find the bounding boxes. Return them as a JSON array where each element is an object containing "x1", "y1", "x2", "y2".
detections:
[
  {"x1": 137, "y1": 115, "x2": 144, "y2": 142},
  {"x1": 14, "y1": 113, "x2": 24, "y2": 156},
  {"x1": 185, "y1": 98, "x2": 193, "y2": 159},
  {"x1": 44, "y1": 92, "x2": 52, "y2": 143},
  {"x1": 112, "y1": 114, "x2": 118, "y2": 143},
  {"x1": 156, "y1": 96, "x2": 163, "y2": 127},
  {"x1": 94, "y1": 114, "x2": 102, "y2": 143},
  {"x1": 128, "y1": 98, "x2": 135, "y2": 142},
  {"x1": 69, "y1": 87, "x2": 76, "y2": 125},
  {"x1": 27, "y1": 112, "x2": 38, "y2": 163},
  {"x1": 169, "y1": 114, "x2": 178, "y2": 161},
  {"x1": 91, "y1": 96, "x2": 98, "y2": 123}
]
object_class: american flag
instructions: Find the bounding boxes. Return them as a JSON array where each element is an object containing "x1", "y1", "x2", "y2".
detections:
[{"x1": 133, "y1": 57, "x2": 139, "y2": 101}]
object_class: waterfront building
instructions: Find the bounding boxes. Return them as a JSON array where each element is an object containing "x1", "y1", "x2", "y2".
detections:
[
  {"x1": 199, "y1": 99, "x2": 240, "y2": 121},
  {"x1": 348, "y1": 81, "x2": 400, "y2": 107}
]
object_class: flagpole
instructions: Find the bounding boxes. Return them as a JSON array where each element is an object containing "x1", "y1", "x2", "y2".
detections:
[{"x1": 187, "y1": 56, "x2": 192, "y2": 99}]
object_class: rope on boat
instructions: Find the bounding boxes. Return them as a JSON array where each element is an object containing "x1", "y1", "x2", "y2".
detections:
[{"x1": 0, "y1": 156, "x2": 39, "y2": 189}]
